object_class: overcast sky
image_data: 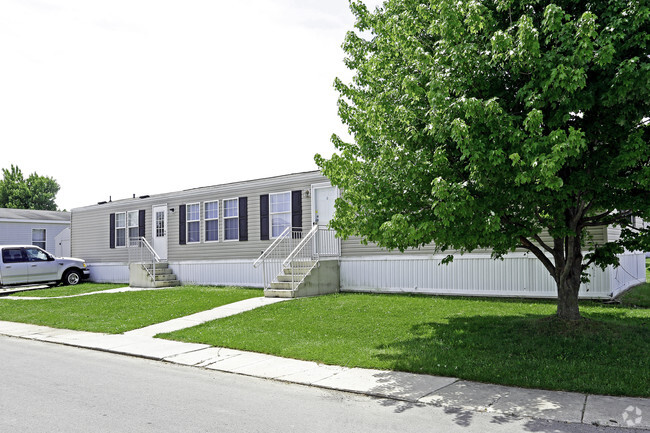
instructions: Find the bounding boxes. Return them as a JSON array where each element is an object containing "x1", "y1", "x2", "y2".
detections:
[{"x1": 0, "y1": 0, "x2": 381, "y2": 210}]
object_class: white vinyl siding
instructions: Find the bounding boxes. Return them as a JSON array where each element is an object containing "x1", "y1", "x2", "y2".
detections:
[
  {"x1": 224, "y1": 198, "x2": 239, "y2": 241},
  {"x1": 115, "y1": 212, "x2": 126, "y2": 247},
  {"x1": 270, "y1": 191, "x2": 291, "y2": 238},
  {"x1": 31, "y1": 229, "x2": 46, "y2": 249},
  {"x1": 71, "y1": 170, "x2": 323, "y2": 262},
  {"x1": 187, "y1": 203, "x2": 200, "y2": 243},
  {"x1": 205, "y1": 201, "x2": 219, "y2": 242}
]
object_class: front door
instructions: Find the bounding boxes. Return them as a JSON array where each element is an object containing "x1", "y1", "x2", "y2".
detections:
[
  {"x1": 152, "y1": 205, "x2": 168, "y2": 260},
  {"x1": 312, "y1": 184, "x2": 340, "y2": 257},
  {"x1": 312, "y1": 185, "x2": 337, "y2": 226}
]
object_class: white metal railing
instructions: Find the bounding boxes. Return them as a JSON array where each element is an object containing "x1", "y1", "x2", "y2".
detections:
[
  {"x1": 128, "y1": 237, "x2": 161, "y2": 282},
  {"x1": 253, "y1": 227, "x2": 306, "y2": 289},
  {"x1": 254, "y1": 225, "x2": 339, "y2": 290},
  {"x1": 281, "y1": 224, "x2": 319, "y2": 290}
]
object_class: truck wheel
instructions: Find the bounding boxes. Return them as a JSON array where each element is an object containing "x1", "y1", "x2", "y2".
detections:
[{"x1": 63, "y1": 269, "x2": 82, "y2": 286}]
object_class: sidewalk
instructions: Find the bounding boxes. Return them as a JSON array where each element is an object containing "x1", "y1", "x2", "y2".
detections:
[{"x1": 1, "y1": 296, "x2": 648, "y2": 430}]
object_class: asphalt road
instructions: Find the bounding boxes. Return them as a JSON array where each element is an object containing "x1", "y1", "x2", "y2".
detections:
[{"x1": 0, "y1": 335, "x2": 644, "y2": 433}]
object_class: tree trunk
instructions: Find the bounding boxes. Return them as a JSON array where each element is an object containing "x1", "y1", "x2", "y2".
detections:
[
  {"x1": 555, "y1": 246, "x2": 584, "y2": 321},
  {"x1": 556, "y1": 278, "x2": 581, "y2": 320}
]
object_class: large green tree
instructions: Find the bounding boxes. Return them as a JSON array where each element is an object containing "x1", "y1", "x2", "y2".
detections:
[
  {"x1": 0, "y1": 165, "x2": 60, "y2": 211},
  {"x1": 317, "y1": 0, "x2": 650, "y2": 320}
]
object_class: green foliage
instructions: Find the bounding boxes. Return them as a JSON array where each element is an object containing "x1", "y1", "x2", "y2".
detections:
[
  {"x1": 316, "y1": 0, "x2": 650, "y2": 317},
  {"x1": 0, "y1": 165, "x2": 60, "y2": 211}
]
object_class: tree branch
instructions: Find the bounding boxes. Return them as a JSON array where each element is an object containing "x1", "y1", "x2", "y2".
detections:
[
  {"x1": 532, "y1": 234, "x2": 555, "y2": 255},
  {"x1": 519, "y1": 236, "x2": 556, "y2": 280}
]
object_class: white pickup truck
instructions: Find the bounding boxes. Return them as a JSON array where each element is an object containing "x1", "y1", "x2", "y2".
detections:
[{"x1": 0, "y1": 245, "x2": 90, "y2": 286}]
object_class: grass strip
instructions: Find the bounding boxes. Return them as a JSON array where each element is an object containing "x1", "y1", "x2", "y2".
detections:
[
  {"x1": 160, "y1": 293, "x2": 650, "y2": 397},
  {"x1": 7, "y1": 283, "x2": 126, "y2": 298},
  {"x1": 0, "y1": 286, "x2": 261, "y2": 334}
]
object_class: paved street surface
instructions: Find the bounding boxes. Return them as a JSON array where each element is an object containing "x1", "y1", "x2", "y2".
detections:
[{"x1": 2, "y1": 336, "x2": 645, "y2": 433}]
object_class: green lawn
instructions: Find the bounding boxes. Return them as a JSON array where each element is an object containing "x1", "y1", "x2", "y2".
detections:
[
  {"x1": 7, "y1": 283, "x2": 126, "y2": 298},
  {"x1": 0, "y1": 286, "x2": 262, "y2": 334},
  {"x1": 159, "y1": 293, "x2": 650, "y2": 397}
]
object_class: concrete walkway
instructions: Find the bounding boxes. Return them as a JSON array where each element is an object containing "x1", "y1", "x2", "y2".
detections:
[{"x1": 0, "y1": 296, "x2": 648, "y2": 430}]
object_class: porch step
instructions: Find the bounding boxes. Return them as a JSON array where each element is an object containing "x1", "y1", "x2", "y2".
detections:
[
  {"x1": 270, "y1": 281, "x2": 294, "y2": 290},
  {"x1": 277, "y1": 274, "x2": 305, "y2": 282},
  {"x1": 153, "y1": 279, "x2": 181, "y2": 287},
  {"x1": 143, "y1": 263, "x2": 170, "y2": 271},
  {"x1": 282, "y1": 267, "x2": 314, "y2": 276},
  {"x1": 264, "y1": 288, "x2": 295, "y2": 298},
  {"x1": 153, "y1": 273, "x2": 178, "y2": 281},
  {"x1": 130, "y1": 262, "x2": 181, "y2": 288}
]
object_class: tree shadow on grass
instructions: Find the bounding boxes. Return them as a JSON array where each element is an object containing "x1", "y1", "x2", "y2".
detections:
[
  {"x1": 361, "y1": 312, "x2": 648, "y2": 428},
  {"x1": 372, "y1": 312, "x2": 649, "y2": 398}
]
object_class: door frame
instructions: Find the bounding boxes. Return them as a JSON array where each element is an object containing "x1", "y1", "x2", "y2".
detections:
[{"x1": 151, "y1": 204, "x2": 168, "y2": 260}]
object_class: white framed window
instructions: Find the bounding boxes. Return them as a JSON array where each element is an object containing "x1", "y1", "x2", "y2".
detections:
[
  {"x1": 187, "y1": 203, "x2": 200, "y2": 243},
  {"x1": 127, "y1": 210, "x2": 139, "y2": 246},
  {"x1": 32, "y1": 229, "x2": 46, "y2": 250},
  {"x1": 205, "y1": 201, "x2": 219, "y2": 242},
  {"x1": 223, "y1": 198, "x2": 239, "y2": 241},
  {"x1": 270, "y1": 192, "x2": 291, "y2": 238},
  {"x1": 115, "y1": 212, "x2": 126, "y2": 247}
]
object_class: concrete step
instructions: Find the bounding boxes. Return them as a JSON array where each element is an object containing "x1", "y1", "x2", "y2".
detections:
[
  {"x1": 284, "y1": 260, "x2": 317, "y2": 269},
  {"x1": 154, "y1": 273, "x2": 178, "y2": 281},
  {"x1": 264, "y1": 288, "x2": 295, "y2": 298},
  {"x1": 282, "y1": 266, "x2": 313, "y2": 276},
  {"x1": 276, "y1": 275, "x2": 303, "y2": 283},
  {"x1": 143, "y1": 262, "x2": 170, "y2": 271},
  {"x1": 270, "y1": 281, "x2": 297, "y2": 290},
  {"x1": 154, "y1": 280, "x2": 181, "y2": 287}
]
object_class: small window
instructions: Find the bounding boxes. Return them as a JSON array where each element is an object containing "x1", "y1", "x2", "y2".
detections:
[
  {"x1": 127, "y1": 210, "x2": 139, "y2": 246},
  {"x1": 270, "y1": 192, "x2": 291, "y2": 238},
  {"x1": 155, "y1": 210, "x2": 165, "y2": 238},
  {"x1": 115, "y1": 212, "x2": 126, "y2": 247},
  {"x1": 187, "y1": 203, "x2": 200, "y2": 243},
  {"x1": 205, "y1": 201, "x2": 219, "y2": 242},
  {"x1": 32, "y1": 229, "x2": 46, "y2": 250},
  {"x1": 224, "y1": 198, "x2": 239, "y2": 241},
  {"x1": 2, "y1": 248, "x2": 25, "y2": 263}
]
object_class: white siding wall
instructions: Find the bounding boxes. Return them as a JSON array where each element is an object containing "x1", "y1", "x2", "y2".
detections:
[
  {"x1": 339, "y1": 252, "x2": 629, "y2": 299},
  {"x1": 87, "y1": 263, "x2": 130, "y2": 284},
  {"x1": 86, "y1": 251, "x2": 644, "y2": 299},
  {"x1": 0, "y1": 221, "x2": 70, "y2": 255},
  {"x1": 171, "y1": 260, "x2": 263, "y2": 287}
]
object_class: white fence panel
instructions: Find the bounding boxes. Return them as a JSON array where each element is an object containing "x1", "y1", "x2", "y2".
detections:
[
  {"x1": 172, "y1": 260, "x2": 263, "y2": 288},
  {"x1": 340, "y1": 253, "x2": 621, "y2": 299},
  {"x1": 609, "y1": 252, "x2": 646, "y2": 297},
  {"x1": 87, "y1": 263, "x2": 130, "y2": 284}
]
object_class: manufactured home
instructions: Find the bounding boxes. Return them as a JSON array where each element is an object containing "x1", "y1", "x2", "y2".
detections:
[
  {"x1": 70, "y1": 170, "x2": 646, "y2": 299},
  {"x1": 0, "y1": 208, "x2": 71, "y2": 257}
]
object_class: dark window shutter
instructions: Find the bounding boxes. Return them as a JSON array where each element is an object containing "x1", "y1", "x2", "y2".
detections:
[
  {"x1": 138, "y1": 209, "x2": 146, "y2": 238},
  {"x1": 239, "y1": 197, "x2": 248, "y2": 241},
  {"x1": 109, "y1": 213, "x2": 116, "y2": 249},
  {"x1": 260, "y1": 194, "x2": 269, "y2": 241},
  {"x1": 292, "y1": 190, "x2": 302, "y2": 232},
  {"x1": 179, "y1": 204, "x2": 186, "y2": 245}
]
